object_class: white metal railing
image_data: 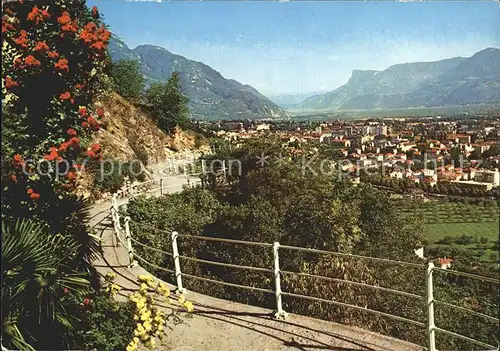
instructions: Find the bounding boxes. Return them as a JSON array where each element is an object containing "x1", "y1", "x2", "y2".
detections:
[{"x1": 108, "y1": 171, "x2": 499, "y2": 351}]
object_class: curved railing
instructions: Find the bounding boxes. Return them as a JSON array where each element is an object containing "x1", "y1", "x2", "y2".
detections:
[{"x1": 109, "y1": 171, "x2": 499, "y2": 351}]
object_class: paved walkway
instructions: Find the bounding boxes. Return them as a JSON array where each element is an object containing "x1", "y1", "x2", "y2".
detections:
[{"x1": 90, "y1": 175, "x2": 424, "y2": 351}]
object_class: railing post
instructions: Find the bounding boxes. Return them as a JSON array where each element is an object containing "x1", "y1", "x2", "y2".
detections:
[
  {"x1": 201, "y1": 159, "x2": 207, "y2": 175},
  {"x1": 222, "y1": 160, "x2": 227, "y2": 177},
  {"x1": 124, "y1": 216, "x2": 136, "y2": 267},
  {"x1": 426, "y1": 262, "x2": 436, "y2": 351},
  {"x1": 171, "y1": 231, "x2": 184, "y2": 293},
  {"x1": 273, "y1": 242, "x2": 287, "y2": 319},
  {"x1": 160, "y1": 178, "x2": 164, "y2": 196},
  {"x1": 112, "y1": 193, "x2": 121, "y2": 246}
]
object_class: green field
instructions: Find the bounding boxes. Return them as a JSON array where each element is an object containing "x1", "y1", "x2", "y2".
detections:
[
  {"x1": 423, "y1": 222, "x2": 499, "y2": 243},
  {"x1": 400, "y1": 200, "x2": 499, "y2": 262}
]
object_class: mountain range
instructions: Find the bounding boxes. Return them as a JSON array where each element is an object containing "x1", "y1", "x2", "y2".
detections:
[
  {"x1": 108, "y1": 36, "x2": 287, "y2": 120},
  {"x1": 291, "y1": 47, "x2": 500, "y2": 112}
]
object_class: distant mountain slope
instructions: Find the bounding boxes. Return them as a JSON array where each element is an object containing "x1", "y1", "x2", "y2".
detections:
[
  {"x1": 292, "y1": 48, "x2": 500, "y2": 112},
  {"x1": 108, "y1": 37, "x2": 287, "y2": 120}
]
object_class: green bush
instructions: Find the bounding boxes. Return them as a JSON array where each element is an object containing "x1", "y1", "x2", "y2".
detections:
[
  {"x1": 91, "y1": 159, "x2": 146, "y2": 193},
  {"x1": 1, "y1": 219, "x2": 91, "y2": 350}
]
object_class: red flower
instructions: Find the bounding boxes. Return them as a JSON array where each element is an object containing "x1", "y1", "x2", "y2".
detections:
[
  {"x1": 13, "y1": 57, "x2": 23, "y2": 68},
  {"x1": 5, "y1": 77, "x2": 19, "y2": 89},
  {"x1": 90, "y1": 144, "x2": 101, "y2": 152},
  {"x1": 67, "y1": 128, "x2": 77, "y2": 136},
  {"x1": 74, "y1": 164, "x2": 84, "y2": 171},
  {"x1": 81, "y1": 121, "x2": 89, "y2": 129},
  {"x1": 59, "y1": 92, "x2": 71, "y2": 100},
  {"x1": 63, "y1": 288, "x2": 69, "y2": 294},
  {"x1": 10, "y1": 174, "x2": 17, "y2": 183},
  {"x1": 33, "y1": 41, "x2": 49, "y2": 52},
  {"x1": 55, "y1": 58, "x2": 69, "y2": 72},
  {"x1": 48, "y1": 51, "x2": 59, "y2": 59},
  {"x1": 79, "y1": 107, "x2": 87, "y2": 116},
  {"x1": 87, "y1": 116, "x2": 100, "y2": 131},
  {"x1": 27, "y1": 6, "x2": 45, "y2": 25},
  {"x1": 70, "y1": 137, "x2": 80, "y2": 145},
  {"x1": 13, "y1": 154, "x2": 22, "y2": 162},
  {"x1": 70, "y1": 99, "x2": 75, "y2": 104},
  {"x1": 86, "y1": 150, "x2": 96, "y2": 158},
  {"x1": 30, "y1": 192, "x2": 40, "y2": 201},
  {"x1": 41, "y1": 9, "x2": 50, "y2": 20},
  {"x1": 58, "y1": 142, "x2": 70, "y2": 152},
  {"x1": 44, "y1": 147, "x2": 59, "y2": 161},
  {"x1": 12, "y1": 154, "x2": 24, "y2": 168},
  {"x1": 90, "y1": 41, "x2": 105, "y2": 51},
  {"x1": 61, "y1": 183, "x2": 75, "y2": 191},
  {"x1": 25, "y1": 55, "x2": 41, "y2": 67},
  {"x1": 75, "y1": 83, "x2": 85, "y2": 90},
  {"x1": 27, "y1": 188, "x2": 33, "y2": 194},
  {"x1": 13, "y1": 30, "x2": 28, "y2": 48},
  {"x1": 83, "y1": 298, "x2": 90, "y2": 305},
  {"x1": 57, "y1": 11, "x2": 71, "y2": 25},
  {"x1": 91, "y1": 6, "x2": 99, "y2": 18},
  {"x1": 66, "y1": 171, "x2": 77, "y2": 181},
  {"x1": 2, "y1": 17, "x2": 15, "y2": 33}
]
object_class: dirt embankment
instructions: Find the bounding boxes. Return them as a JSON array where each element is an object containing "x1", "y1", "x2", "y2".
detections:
[{"x1": 75, "y1": 92, "x2": 209, "y2": 199}]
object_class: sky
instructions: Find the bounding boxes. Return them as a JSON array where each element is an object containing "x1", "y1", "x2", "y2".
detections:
[{"x1": 89, "y1": 0, "x2": 499, "y2": 100}]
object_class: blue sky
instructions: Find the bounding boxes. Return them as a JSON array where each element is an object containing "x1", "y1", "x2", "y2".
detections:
[{"x1": 89, "y1": 1, "x2": 499, "y2": 98}]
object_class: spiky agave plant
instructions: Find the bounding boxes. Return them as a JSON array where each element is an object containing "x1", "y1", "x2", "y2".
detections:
[{"x1": 1, "y1": 219, "x2": 91, "y2": 350}]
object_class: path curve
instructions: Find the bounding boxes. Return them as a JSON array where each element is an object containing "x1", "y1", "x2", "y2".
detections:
[{"x1": 90, "y1": 174, "x2": 424, "y2": 351}]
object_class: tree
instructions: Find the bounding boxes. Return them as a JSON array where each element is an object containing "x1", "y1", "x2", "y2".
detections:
[
  {"x1": 146, "y1": 71, "x2": 189, "y2": 133},
  {"x1": 110, "y1": 59, "x2": 145, "y2": 100}
]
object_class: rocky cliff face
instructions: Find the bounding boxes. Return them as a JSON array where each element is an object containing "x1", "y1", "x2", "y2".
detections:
[
  {"x1": 292, "y1": 48, "x2": 500, "y2": 112},
  {"x1": 75, "y1": 92, "x2": 209, "y2": 199}
]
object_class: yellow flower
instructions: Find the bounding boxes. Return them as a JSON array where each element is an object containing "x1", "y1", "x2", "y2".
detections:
[
  {"x1": 126, "y1": 344, "x2": 137, "y2": 351},
  {"x1": 145, "y1": 338, "x2": 156, "y2": 349},
  {"x1": 141, "y1": 310, "x2": 152, "y2": 321},
  {"x1": 106, "y1": 272, "x2": 116, "y2": 281},
  {"x1": 136, "y1": 299, "x2": 145, "y2": 309},
  {"x1": 183, "y1": 301, "x2": 194, "y2": 313},
  {"x1": 178, "y1": 295, "x2": 185, "y2": 304}
]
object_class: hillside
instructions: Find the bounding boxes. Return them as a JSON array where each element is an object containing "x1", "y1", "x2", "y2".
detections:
[
  {"x1": 292, "y1": 48, "x2": 500, "y2": 112},
  {"x1": 108, "y1": 37, "x2": 288, "y2": 120},
  {"x1": 75, "y1": 93, "x2": 208, "y2": 199}
]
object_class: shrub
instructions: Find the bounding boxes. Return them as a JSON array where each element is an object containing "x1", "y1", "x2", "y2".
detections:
[
  {"x1": 2, "y1": 0, "x2": 111, "y2": 220},
  {"x1": 455, "y1": 235, "x2": 474, "y2": 245},
  {"x1": 90, "y1": 159, "x2": 146, "y2": 193},
  {"x1": 437, "y1": 236, "x2": 455, "y2": 245},
  {"x1": 1, "y1": 219, "x2": 91, "y2": 350},
  {"x1": 74, "y1": 288, "x2": 136, "y2": 351}
]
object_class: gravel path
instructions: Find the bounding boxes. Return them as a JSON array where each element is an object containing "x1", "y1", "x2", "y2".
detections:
[{"x1": 90, "y1": 175, "x2": 424, "y2": 351}]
